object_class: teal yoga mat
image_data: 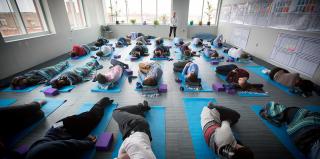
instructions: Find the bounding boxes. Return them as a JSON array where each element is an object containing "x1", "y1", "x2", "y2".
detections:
[
  {"x1": 183, "y1": 98, "x2": 218, "y2": 159},
  {"x1": 0, "y1": 85, "x2": 40, "y2": 93},
  {"x1": 77, "y1": 102, "x2": 117, "y2": 159},
  {"x1": 0, "y1": 98, "x2": 17, "y2": 107},
  {"x1": 251, "y1": 105, "x2": 320, "y2": 159},
  {"x1": 244, "y1": 65, "x2": 294, "y2": 95},
  {"x1": 91, "y1": 76, "x2": 126, "y2": 93},
  {"x1": 112, "y1": 106, "x2": 166, "y2": 159},
  {"x1": 7, "y1": 99, "x2": 66, "y2": 147}
]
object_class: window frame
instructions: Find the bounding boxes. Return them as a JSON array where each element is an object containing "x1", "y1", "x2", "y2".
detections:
[
  {"x1": 64, "y1": 0, "x2": 88, "y2": 30},
  {"x1": 188, "y1": 0, "x2": 220, "y2": 26},
  {"x1": 102, "y1": 0, "x2": 172, "y2": 25},
  {"x1": 1, "y1": 0, "x2": 50, "y2": 42}
]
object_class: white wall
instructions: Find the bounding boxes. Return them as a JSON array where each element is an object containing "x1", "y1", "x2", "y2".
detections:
[{"x1": 0, "y1": 0, "x2": 104, "y2": 79}]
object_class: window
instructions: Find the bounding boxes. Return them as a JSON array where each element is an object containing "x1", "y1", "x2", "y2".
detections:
[
  {"x1": 64, "y1": 0, "x2": 87, "y2": 29},
  {"x1": 102, "y1": 0, "x2": 171, "y2": 25},
  {"x1": 0, "y1": 0, "x2": 48, "y2": 38},
  {"x1": 188, "y1": 0, "x2": 219, "y2": 25}
]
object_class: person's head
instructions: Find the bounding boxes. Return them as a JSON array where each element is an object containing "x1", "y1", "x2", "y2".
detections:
[
  {"x1": 240, "y1": 53, "x2": 250, "y2": 59},
  {"x1": 136, "y1": 41, "x2": 143, "y2": 46},
  {"x1": 156, "y1": 38, "x2": 163, "y2": 46},
  {"x1": 125, "y1": 37, "x2": 131, "y2": 43},
  {"x1": 184, "y1": 49, "x2": 192, "y2": 56},
  {"x1": 238, "y1": 77, "x2": 248, "y2": 87},
  {"x1": 96, "y1": 73, "x2": 109, "y2": 84},
  {"x1": 233, "y1": 146, "x2": 254, "y2": 159},
  {"x1": 11, "y1": 76, "x2": 28, "y2": 89},
  {"x1": 126, "y1": 34, "x2": 131, "y2": 39},
  {"x1": 95, "y1": 39, "x2": 103, "y2": 47},
  {"x1": 51, "y1": 77, "x2": 68, "y2": 89},
  {"x1": 70, "y1": 52, "x2": 77, "y2": 57},
  {"x1": 143, "y1": 76, "x2": 157, "y2": 86},
  {"x1": 173, "y1": 11, "x2": 176, "y2": 17},
  {"x1": 187, "y1": 72, "x2": 198, "y2": 82},
  {"x1": 296, "y1": 79, "x2": 314, "y2": 96},
  {"x1": 218, "y1": 42, "x2": 223, "y2": 47},
  {"x1": 212, "y1": 50, "x2": 219, "y2": 58},
  {"x1": 96, "y1": 51, "x2": 104, "y2": 57},
  {"x1": 154, "y1": 49, "x2": 162, "y2": 56}
]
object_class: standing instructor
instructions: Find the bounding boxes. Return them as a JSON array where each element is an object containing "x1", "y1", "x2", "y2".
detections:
[{"x1": 169, "y1": 11, "x2": 177, "y2": 39}]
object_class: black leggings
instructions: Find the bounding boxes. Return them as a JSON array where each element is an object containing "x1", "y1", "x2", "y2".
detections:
[
  {"x1": 269, "y1": 67, "x2": 289, "y2": 80},
  {"x1": 208, "y1": 105, "x2": 240, "y2": 126},
  {"x1": 112, "y1": 104, "x2": 151, "y2": 141},
  {"x1": 169, "y1": 26, "x2": 177, "y2": 38}
]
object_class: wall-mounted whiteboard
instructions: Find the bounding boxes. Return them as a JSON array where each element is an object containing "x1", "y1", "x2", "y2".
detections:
[
  {"x1": 270, "y1": 33, "x2": 320, "y2": 77},
  {"x1": 230, "y1": 28, "x2": 250, "y2": 49}
]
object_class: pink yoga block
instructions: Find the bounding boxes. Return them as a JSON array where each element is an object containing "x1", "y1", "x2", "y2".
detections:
[
  {"x1": 96, "y1": 132, "x2": 113, "y2": 151},
  {"x1": 125, "y1": 69, "x2": 133, "y2": 75},
  {"x1": 159, "y1": 84, "x2": 167, "y2": 93},
  {"x1": 210, "y1": 60, "x2": 219, "y2": 65},
  {"x1": 212, "y1": 83, "x2": 225, "y2": 92},
  {"x1": 44, "y1": 88, "x2": 59, "y2": 96},
  {"x1": 15, "y1": 144, "x2": 29, "y2": 155}
]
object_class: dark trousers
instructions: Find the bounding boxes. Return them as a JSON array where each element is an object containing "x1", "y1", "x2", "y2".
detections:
[
  {"x1": 112, "y1": 104, "x2": 151, "y2": 141},
  {"x1": 269, "y1": 67, "x2": 289, "y2": 80},
  {"x1": 0, "y1": 102, "x2": 44, "y2": 143},
  {"x1": 169, "y1": 26, "x2": 177, "y2": 38},
  {"x1": 208, "y1": 105, "x2": 240, "y2": 126},
  {"x1": 173, "y1": 60, "x2": 189, "y2": 72},
  {"x1": 215, "y1": 64, "x2": 238, "y2": 76}
]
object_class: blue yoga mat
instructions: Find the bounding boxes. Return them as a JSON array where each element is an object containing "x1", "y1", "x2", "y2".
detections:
[
  {"x1": 251, "y1": 105, "x2": 320, "y2": 159},
  {"x1": 0, "y1": 98, "x2": 17, "y2": 107},
  {"x1": 178, "y1": 73, "x2": 213, "y2": 92},
  {"x1": 7, "y1": 99, "x2": 66, "y2": 147},
  {"x1": 183, "y1": 98, "x2": 218, "y2": 159},
  {"x1": 41, "y1": 85, "x2": 75, "y2": 93},
  {"x1": 245, "y1": 66, "x2": 294, "y2": 95},
  {"x1": 77, "y1": 102, "x2": 117, "y2": 159},
  {"x1": 91, "y1": 76, "x2": 126, "y2": 93},
  {"x1": 112, "y1": 106, "x2": 166, "y2": 159},
  {"x1": 0, "y1": 85, "x2": 40, "y2": 93}
]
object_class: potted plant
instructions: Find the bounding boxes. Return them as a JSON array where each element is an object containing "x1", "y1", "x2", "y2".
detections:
[
  {"x1": 153, "y1": 20, "x2": 159, "y2": 25},
  {"x1": 198, "y1": 21, "x2": 202, "y2": 26},
  {"x1": 130, "y1": 19, "x2": 136, "y2": 24},
  {"x1": 204, "y1": 0, "x2": 213, "y2": 26},
  {"x1": 190, "y1": 20, "x2": 194, "y2": 25},
  {"x1": 159, "y1": 15, "x2": 168, "y2": 25}
]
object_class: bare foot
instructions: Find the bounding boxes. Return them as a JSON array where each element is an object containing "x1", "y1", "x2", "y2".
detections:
[
  {"x1": 87, "y1": 135, "x2": 97, "y2": 143},
  {"x1": 37, "y1": 100, "x2": 47, "y2": 107}
]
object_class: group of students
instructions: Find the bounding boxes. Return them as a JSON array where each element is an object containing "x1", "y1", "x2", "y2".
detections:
[{"x1": 1, "y1": 97, "x2": 319, "y2": 159}]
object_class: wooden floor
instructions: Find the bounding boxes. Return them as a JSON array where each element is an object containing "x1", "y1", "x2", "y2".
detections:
[{"x1": 1, "y1": 39, "x2": 320, "y2": 159}]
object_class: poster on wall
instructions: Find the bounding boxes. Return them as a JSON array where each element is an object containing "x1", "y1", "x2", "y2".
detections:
[
  {"x1": 230, "y1": 28, "x2": 250, "y2": 49},
  {"x1": 270, "y1": 33, "x2": 320, "y2": 77}
]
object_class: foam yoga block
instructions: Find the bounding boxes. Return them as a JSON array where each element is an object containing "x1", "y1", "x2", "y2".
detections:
[
  {"x1": 125, "y1": 69, "x2": 133, "y2": 75},
  {"x1": 15, "y1": 144, "x2": 29, "y2": 155},
  {"x1": 226, "y1": 88, "x2": 237, "y2": 95},
  {"x1": 43, "y1": 88, "x2": 59, "y2": 96},
  {"x1": 210, "y1": 60, "x2": 219, "y2": 65},
  {"x1": 227, "y1": 57, "x2": 234, "y2": 62},
  {"x1": 130, "y1": 56, "x2": 138, "y2": 61},
  {"x1": 212, "y1": 83, "x2": 225, "y2": 92},
  {"x1": 114, "y1": 54, "x2": 121, "y2": 58},
  {"x1": 96, "y1": 132, "x2": 113, "y2": 151},
  {"x1": 158, "y1": 84, "x2": 167, "y2": 93}
]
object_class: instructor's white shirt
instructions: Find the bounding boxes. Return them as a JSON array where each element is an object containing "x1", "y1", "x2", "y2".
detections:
[
  {"x1": 117, "y1": 132, "x2": 156, "y2": 159},
  {"x1": 170, "y1": 16, "x2": 177, "y2": 27}
]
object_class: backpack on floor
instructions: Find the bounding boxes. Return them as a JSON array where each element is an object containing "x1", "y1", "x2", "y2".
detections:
[{"x1": 259, "y1": 101, "x2": 287, "y2": 126}]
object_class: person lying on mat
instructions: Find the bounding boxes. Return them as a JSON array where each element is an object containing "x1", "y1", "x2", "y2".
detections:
[
  {"x1": 0, "y1": 100, "x2": 46, "y2": 158},
  {"x1": 266, "y1": 67, "x2": 314, "y2": 97},
  {"x1": 116, "y1": 37, "x2": 131, "y2": 48},
  {"x1": 25, "y1": 97, "x2": 114, "y2": 159},
  {"x1": 182, "y1": 62, "x2": 201, "y2": 85},
  {"x1": 112, "y1": 101, "x2": 156, "y2": 159},
  {"x1": 138, "y1": 62, "x2": 163, "y2": 86},
  {"x1": 96, "y1": 45, "x2": 114, "y2": 57},
  {"x1": 94, "y1": 37, "x2": 109, "y2": 47},
  {"x1": 201, "y1": 102, "x2": 254, "y2": 159},
  {"x1": 203, "y1": 46, "x2": 224, "y2": 60},
  {"x1": 216, "y1": 64, "x2": 265, "y2": 92},
  {"x1": 211, "y1": 34, "x2": 223, "y2": 48},
  {"x1": 154, "y1": 45, "x2": 170, "y2": 58},
  {"x1": 136, "y1": 36, "x2": 151, "y2": 45},
  {"x1": 228, "y1": 47, "x2": 244, "y2": 59},
  {"x1": 50, "y1": 59, "x2": 102, "y2": 89},
  {"x1": 173, "y1": 37, "x2": 184, "y2": 47},
  {"x1": 10, "y1": 61, "x2": 69, "y2": 89},
  {"x1": 129, "y1": 43, "x2": 149, "y2": 58},
  {"x1": 70, "y1": 44, "x2": 91, "y2": 58},
  {"x1": 191, "y1": 38, "x2": 203, "y2": 48},
  {"x1": 260, "y1": 101, "x2": 320, "y2": 159},
  {"x1": 95, "y1": 59, "x2": 128, "y2": 89},
  {"x1": 180, "y1": 42, "x2": 199, "y2": 58}
]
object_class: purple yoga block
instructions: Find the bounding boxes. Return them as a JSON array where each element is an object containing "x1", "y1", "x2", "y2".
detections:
[
  {"x1": 227, "y1": 57, "x2": 235, "y2": 62},
  {"x1": 210, "y1": 60, "x2": 219, "y2": 65},
  {"x1": 125, "y1": 69, "x2": 133, "y2": 75},
  {"x1": 114, "y1": 54, "x2": 121, "y2": 58},
  {"x1": 44, "y1": 88, "x2": 59, "y2": 96},
  {"x1": 226, "y1": 88, "x2": 237, "y2": 95},
  {"x1": 212, "y1": 83, "x2": 225, "y2": 92},
  {"x1": 15, "y1": 144, "x2": 29, "y2": 155},
  {"x1": 130, "y1": 56, "x2": 138, "y2": 61},
  {"x1": 159, "y1": 84, "x2": 167, "y2": 93},
  {"x1": 96, "y1": 132, "x2": 113, "y2": 151}
]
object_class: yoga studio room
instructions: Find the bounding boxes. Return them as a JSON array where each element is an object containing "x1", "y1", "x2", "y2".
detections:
[{"x1": 0, "y1": 0, "x2": 320, "y2": 158}]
